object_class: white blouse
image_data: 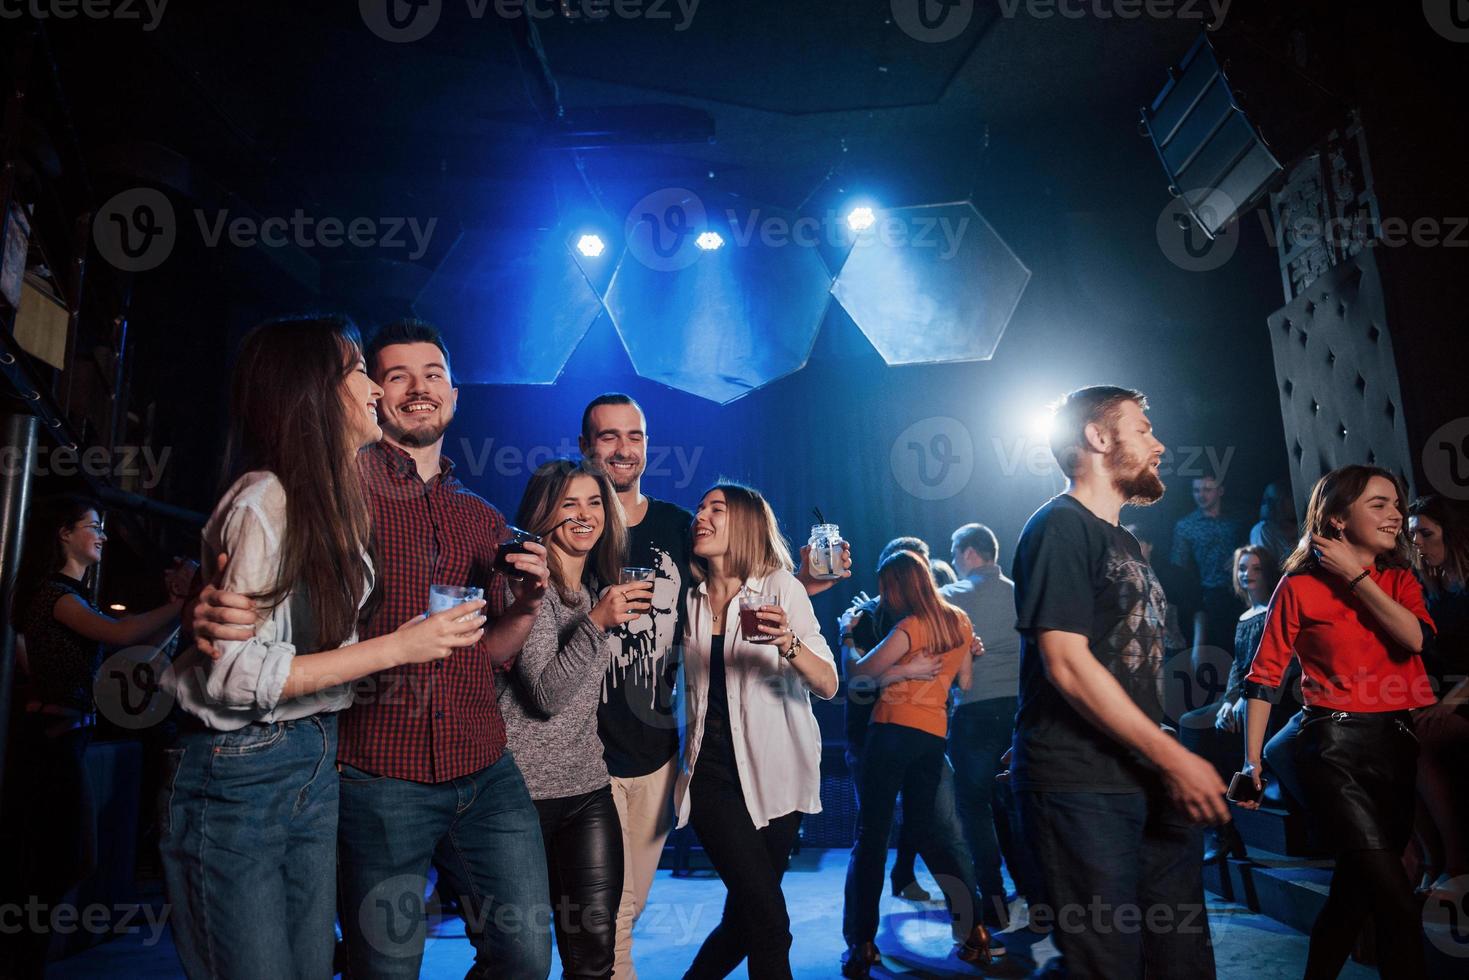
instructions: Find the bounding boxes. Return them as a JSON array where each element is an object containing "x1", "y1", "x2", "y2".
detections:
[{"x1": 674, "y1": 568, "x2": 836, "y2": 830}]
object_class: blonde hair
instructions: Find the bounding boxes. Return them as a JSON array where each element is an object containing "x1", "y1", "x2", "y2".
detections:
[{"x1": 689, "y1": 481, "x2": 793, "y2": 585}]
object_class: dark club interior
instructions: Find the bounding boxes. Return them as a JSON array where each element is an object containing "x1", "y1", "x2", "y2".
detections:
[{"x1": 1, "y1": 1, "x2": 1467, "y2": 977}]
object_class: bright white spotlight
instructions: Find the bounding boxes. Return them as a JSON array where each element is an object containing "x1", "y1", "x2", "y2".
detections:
[
  {"x1": 846, "y1": 206, "x2": 876, "y2": 232},
  {"x1": 576, "y1": 234, "x2": 605, "y2": 258},
  {"x1": 695, "y1": 231, "x2": 724, "y2": 251},
  {"x1": 1031, "y1": 409, "x2": 1057, "y2": 441}
]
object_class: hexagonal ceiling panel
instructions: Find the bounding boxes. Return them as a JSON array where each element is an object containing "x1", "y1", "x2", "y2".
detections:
[
  {"x1": 603, "y1": 194, "x2": 833, "y2": 404},
  {"x1": 413, "y1": 226, "x2": 608, "y2": 385},
  {"x1": 832, "y1": 202, "x2": 1030, "y2": 366}
]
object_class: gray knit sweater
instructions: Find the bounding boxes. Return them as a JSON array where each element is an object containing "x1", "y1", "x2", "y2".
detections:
[{"x1": 498, "y1": 581, "x2": 613, "y2": 800}]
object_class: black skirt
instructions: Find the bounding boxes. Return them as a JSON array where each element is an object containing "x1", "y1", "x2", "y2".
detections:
[{"x1": 1293, "y1": 707, "x2": 1418, "y2": 853}]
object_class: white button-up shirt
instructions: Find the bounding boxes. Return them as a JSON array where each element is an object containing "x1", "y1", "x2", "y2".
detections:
[{"x1": 674, "y1": 568, "x2": 836, "y2": 830}]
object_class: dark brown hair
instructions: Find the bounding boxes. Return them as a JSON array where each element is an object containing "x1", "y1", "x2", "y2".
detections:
[
  {"x1": 1048, "y1": 385, "x2": 1149, "y2": 478},
  {"x1": 224, "y1": 314, "x2": 374, "y2": 651},
  {"x1": 579, "y1": 392, "x2": 645, "y2": 443},
  {"x1": 514, "y1": 458, "x2": 628, "y2": 603},
  {"x1": 1409, "y1": 494, "x2": 1469, "y2": 594},
  {"x1": 877, "y1": 550, "x2": 971, "y2": 652},
  {"x1": 365, "y1": 318, "x2": 453, "y2": 383},
  {"x1": 1282, "y1": 465, "x2": 1414, "y2": 575},
  {"x1": 10, "y1": 494, "x2": 101, "y2": 627}
]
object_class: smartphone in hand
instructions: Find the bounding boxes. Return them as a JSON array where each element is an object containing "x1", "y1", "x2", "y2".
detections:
[{"x1": 1226, "y1": 771, "x2": 1266, "y2": 804}]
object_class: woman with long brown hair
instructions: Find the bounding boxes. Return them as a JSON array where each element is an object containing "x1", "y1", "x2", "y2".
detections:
[
  {"x1": 676, "y1": 481, "x2": 837, "y2": 980},
  {"x1": 1238, "y1": 465, "x2": 1435, "y2": 980},
  {"x1": 841, "y1": 549, "x2": 997, "y2": 978},
  {"x1": 498, "y1": 458, "x2": 646, "y2": 978},
  {"x1": 158, "y1": 315, "x2": 488, "y2": 979}
]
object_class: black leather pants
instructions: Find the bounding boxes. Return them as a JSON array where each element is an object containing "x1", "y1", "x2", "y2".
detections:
[{"x1": 534, "y1": 785, "x2": 625, "y2": 980}]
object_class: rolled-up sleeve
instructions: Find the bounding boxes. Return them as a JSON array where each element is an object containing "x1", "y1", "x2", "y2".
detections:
[
  {"x1": 202, "y1": 501, "x2": 297, "y2": 712},
  {"x1": 780, "y1": 573, "x2": 837, "y2": 699}
]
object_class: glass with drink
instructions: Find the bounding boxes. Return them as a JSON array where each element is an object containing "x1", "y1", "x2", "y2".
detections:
[
  {"x1": 428, "y1": 584, "x2": 484, "y2": 621},
  {"x1": 805, "y1": 523, "x2": 845, "y2": 580},
  {"x1": 494, "y1": 526, "x2": 543, "y2": 580},
  {"x1": 738, "y1": 593, "x2": 781, "y2": 642}
]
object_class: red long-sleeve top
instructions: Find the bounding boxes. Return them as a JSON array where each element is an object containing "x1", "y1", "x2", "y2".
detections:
[{"x1": 1246, "y1": 565, "x2": 1436, "y2": 712}]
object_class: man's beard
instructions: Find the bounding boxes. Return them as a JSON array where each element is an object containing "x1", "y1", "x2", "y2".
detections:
[
  {"x1": 1108, "y1": 442, "x2": 1165, "y2": 505},
  {"x1": 382, "y1": 412, "x2": 450, "y2": 448},
  {"x1": 602, "y1": 458, "x2": 642, "y2": 493}
]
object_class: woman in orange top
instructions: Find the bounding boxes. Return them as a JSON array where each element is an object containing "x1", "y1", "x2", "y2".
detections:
[{"x1": 839, "y1": 551, "x2": 998, "y2": 978}]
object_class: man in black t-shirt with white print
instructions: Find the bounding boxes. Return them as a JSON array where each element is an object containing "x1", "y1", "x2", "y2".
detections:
[
  {"x1": 578, "y1": 393, "x2": 849, "y2": 979},
  {"x1": 1012, "y1": 386, "x2": 1227, "y2": 980}
]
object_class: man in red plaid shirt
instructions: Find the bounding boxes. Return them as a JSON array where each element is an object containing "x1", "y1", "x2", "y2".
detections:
[{"x1": 194, "y1": 320, "x2": 553, "y2": 979}]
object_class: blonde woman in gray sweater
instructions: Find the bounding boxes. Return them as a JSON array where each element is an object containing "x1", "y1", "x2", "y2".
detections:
[{"x1": 500, "y1": 458, "x2": 651, "y2": 980}]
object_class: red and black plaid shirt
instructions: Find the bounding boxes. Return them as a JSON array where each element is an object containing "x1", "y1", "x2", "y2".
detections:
[{"x1": 337, "y1": 441, "x2": 512, "y2": 783}]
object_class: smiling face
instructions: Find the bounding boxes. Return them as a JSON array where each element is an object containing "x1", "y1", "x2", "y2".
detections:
[
  {"x1": 692, "y1": 489, "x2": 729, "y2": 559},
  {"x1": 1411, "y1": 514, "x2": 1446, "y2": 569},
  {"x1": 1102, "y1": 400, "x2": 1167, "y2": 504},
  {"x1": 548, "y1": 474, "x2": 605, "y2": 560},
  {"x1": 372, "y1": 341, "x2": 458, "y2": 448},
  {"x1": 60, "y1": 509, "x2": 105, "y2": 570},
  {"x1": 1331, "y1": 475, "x2": 1404, "y2": 555},
  {"x1": 1193, "y1": 477, "x2": 1224, "y2": 514},
  {"x1": 581, "y1": 402, "x2": 647, "y2": 493},
  {"x1": 339, "y1": 348, "x2": 384, "y2": 450}
]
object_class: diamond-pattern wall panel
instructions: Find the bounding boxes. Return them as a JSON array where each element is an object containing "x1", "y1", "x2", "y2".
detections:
[
  {"x1": 831, "y1": 202, "x2": 1030, "y2": 366},
  {"x1": 1266, "y1": 248, "x2": 1414, "y2": 515},
  {"x1": 603, "y1": 204, "x2": 833, "y2": 405},
  {"x1": 414, "y1": 227, "x2": 604, "y2": 385}
]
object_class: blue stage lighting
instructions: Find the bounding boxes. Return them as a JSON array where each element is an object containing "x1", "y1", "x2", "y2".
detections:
[
  {"x1": 576, "y1": 234, "x2": 606, "y2": 258},
  {"x1": 695, "y1": 230, "x2": 724, "y2": 251},
  {"x1": 846, "y1": 206, "x2": 876, "y2": 232}
]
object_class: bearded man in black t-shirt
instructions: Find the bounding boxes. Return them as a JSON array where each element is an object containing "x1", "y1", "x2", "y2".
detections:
[{"x1": 1012, "y1": 386, "x2": 1228, "y2": 980}]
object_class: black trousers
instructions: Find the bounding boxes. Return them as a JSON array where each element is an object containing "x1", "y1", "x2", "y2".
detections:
[
  {"x1": 534, "y1": 785, "x2": 625, "y2": 980},
  {"x1": 685, "y1": 760, "x2": 803, "y2": 979}
]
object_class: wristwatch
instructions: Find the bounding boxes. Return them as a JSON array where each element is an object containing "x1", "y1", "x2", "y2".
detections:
[{"x1": 781, "y1": 633, "x2": 802, "y2": 661}]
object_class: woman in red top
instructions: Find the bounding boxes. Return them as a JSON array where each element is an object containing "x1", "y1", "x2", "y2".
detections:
[{"x1": 1238, "y1": 465, "x2": 1434, "y2": 980}]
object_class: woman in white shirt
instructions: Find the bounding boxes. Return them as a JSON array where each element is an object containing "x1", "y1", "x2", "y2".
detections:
[
  {"x1": 676, "y1": 482, "x2": 838, "y2": 980},
  {"x1": 159, "y1": 315, "x2": 488, "y2": 980}
]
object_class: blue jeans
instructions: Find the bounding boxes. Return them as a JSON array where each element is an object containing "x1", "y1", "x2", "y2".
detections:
[
  {"x1": 843, "y1": 724, "x2": 978, "y2": 946},
  {"x1": 337, "y1": 751, "x2": 552, "y2": 979},
  {"x1": 1018, "y1": 788, "x2": 1215, "y2": 980},
  {"x1": 159, "y1": 714, "x2": 340, "y2": 980},
  {"x1": 950, "y1": 698, "x2": 1032, "y2": 923}
]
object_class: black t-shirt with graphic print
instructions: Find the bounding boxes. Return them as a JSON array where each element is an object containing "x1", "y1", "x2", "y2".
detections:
[
  {"x1": 1012, "y1": 494, "x2": 1171, "y2": 793},
  {"x1": 598, "y1": 497, "x2": 692, "y2": 778}
]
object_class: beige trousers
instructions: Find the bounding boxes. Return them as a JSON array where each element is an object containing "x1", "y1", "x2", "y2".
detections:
[{"x1": 609, "y1": 756, "x2": 679, "y2": 980}]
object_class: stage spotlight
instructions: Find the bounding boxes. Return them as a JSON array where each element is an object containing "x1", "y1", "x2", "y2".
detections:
[
  {"x1": 846, "y1": 206, "x2": 876, "y2": 232},
  {"x1": 1031, "y1": 410, "x2": 1057, "y2": 440},
  {"x1": 576, "y1": 234, "x2": 606, "y2": 258},
  {"x1": 695, "y1": 230, "x2": 724, "y2": 251},
  {"x1": 109, "y1": 603, "x2": 127, "y2": 612}
]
